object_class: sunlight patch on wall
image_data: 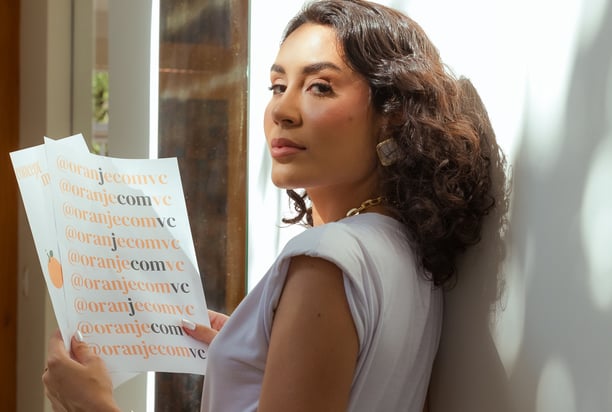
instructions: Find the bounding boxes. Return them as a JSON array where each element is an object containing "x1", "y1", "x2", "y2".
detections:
[
  {"x1": 525, "y1": 0, "x2": 581, "y2": 174},
  {"x1": 581, "y1": 136, "x2": 612, "y2": 310},
  {"x1": 485, "y1": 0, "x2": 530, "y2": 163},
  {"x1": 491, "y1": 235, "x2": 531, "y2": 376},
  {"x1": 536, "y1": 357, "x2": 576, "y2": 412},
  {"x1": 580, "y1": 64, "x2": 612, "y2": 310}
]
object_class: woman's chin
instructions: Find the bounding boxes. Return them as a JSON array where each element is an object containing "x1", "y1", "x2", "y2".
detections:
[{"x1": 270, "y1": 174, "x2": 300, "y2": 190}]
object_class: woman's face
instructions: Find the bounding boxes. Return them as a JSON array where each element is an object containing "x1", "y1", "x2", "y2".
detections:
[{"x1": 264, "y1": 23, "x2": 381, "y2": 196}]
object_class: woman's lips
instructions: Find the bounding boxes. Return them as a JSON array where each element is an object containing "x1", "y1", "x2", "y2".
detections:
[{"x1": 270, "y1": 138, "x2": 306, "y2": 159}]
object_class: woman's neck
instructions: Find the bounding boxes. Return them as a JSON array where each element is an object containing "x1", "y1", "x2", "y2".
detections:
[{"x1": 308, "y1": 184, "x2": 386, "y2": 226}]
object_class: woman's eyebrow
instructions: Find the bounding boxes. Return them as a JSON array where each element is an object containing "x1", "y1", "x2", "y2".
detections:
[
  {"x1": 270, "y1": 64, "x2": 285, "y2": 74},
  {"x1": 302, "y1": 62, "x2": 342, "y2": 74},
  {"x1": 270, "y1": 62, "x2": 342, "y2": 75}
]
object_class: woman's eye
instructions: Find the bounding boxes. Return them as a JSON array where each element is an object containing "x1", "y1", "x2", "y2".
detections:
[
  {"x1": 268, "y1": 84, "x2": 286, "y2": 95},
  {"x1": 310, "y1": 82, "x2": 333, "y2": 95}
]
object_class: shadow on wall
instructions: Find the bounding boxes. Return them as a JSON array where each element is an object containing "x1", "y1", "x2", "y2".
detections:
[
  {"x1": 428, "y1": 77, "x2": 513, "y2": 412},
  {"x1": 429, "y1": 1, "x2": 612, "y2": 411}
]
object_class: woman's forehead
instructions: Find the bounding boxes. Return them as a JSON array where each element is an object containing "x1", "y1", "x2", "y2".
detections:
[
  {"x1": 277, "y1": 24, "x2": 343, "y2": 62},
  {"x1": 271, "y1": 24, "x2": 360, "y2": 80}
]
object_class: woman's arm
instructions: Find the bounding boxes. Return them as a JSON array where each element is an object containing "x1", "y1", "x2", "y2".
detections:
[{"x1": 258, "y1": 255, "x2": 359, "y2": 412}]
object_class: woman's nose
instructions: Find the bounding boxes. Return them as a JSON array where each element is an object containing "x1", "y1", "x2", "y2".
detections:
[{"x1": 271, "y1": 90, "x2": 302, "y2": 127}]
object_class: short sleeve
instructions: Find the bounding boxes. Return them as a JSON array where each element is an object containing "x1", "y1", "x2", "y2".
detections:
[{"x1": 258, "y1": 223, "x2": 380, "y2": 355}]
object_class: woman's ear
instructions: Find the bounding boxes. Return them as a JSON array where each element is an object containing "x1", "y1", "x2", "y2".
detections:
[
  {"x1": 376, "y1": 112, "x2": 405, "y2": 141},
  {"x1": 375, "y1": 115, "x2": 392, "y2": 142}
]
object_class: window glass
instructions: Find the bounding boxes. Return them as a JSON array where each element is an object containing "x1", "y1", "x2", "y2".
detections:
[{"x1": 154, "y1": 0, "x2": 248, "y2": 408}]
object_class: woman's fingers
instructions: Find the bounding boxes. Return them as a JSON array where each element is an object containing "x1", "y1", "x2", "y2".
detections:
[
  {"x1": 43, "y1": 329, "x2": 117, "y2": 411},
  {"x1": 69, "y1": 330, "x2": 99, "y2": 366},
  {"x1": 45, "y1": 329, "x2": 68, "y2": 362},
  {"x1": 208, "y1": 309, "x2": 229, "y2": 331},
  {"x1": 44, "y1": 330, "x2": 71, "y2": 390},
  {"x1": 43, "y1": 331, "x2": 74, "y2": 409}
]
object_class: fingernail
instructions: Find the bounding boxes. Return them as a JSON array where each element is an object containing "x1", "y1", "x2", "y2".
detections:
[
  {"x1": 181, "y1": 318, "x2": 196, "y2": 330},
  {"x1": 75, "y1": 329, "x2": 84, "y2": 343}
]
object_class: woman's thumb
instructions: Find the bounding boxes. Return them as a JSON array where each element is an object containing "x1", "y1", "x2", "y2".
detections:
[
  {"x1": 70, "y1": 330, "x2": 95, "y2": 364},
  {"x1": 182, "y1": 318, "x2": 218, "y2": 345}
]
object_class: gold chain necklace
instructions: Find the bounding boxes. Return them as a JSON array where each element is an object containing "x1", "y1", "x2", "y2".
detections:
[{"x1": 345, "y1": 196, "x2": 384, "y2": 217}]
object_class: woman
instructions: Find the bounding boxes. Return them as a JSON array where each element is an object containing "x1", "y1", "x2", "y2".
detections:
[{"x1": 43, "y1": 1, "x2": 499, "y2": 411}]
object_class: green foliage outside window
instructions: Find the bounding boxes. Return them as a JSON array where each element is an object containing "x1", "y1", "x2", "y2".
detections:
[{"x1": 92, "y1": 71, "x2": 109, "y2": 124}]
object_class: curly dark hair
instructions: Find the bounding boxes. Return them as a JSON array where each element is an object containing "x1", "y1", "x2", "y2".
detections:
[{"x1": 280, "y1": 0, "x2": 503, "y2": 287}]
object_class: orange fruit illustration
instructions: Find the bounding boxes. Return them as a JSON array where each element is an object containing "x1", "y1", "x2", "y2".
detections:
[{"x1": 47, "y1": 250, "x2": 63, "y2": 289}]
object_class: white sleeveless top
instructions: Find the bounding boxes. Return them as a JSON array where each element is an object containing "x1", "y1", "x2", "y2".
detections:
[{"x1": 200, "y1": 213, "x2": 442, "y2": 411}]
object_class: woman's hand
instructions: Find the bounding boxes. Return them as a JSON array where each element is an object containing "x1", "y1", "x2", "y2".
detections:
[
  {"x1": 43, "y1": 329, "x2": 119, "y2": 412},
  {"x1": 182, "y1": 309, "x2": 229, "y2": 345}
]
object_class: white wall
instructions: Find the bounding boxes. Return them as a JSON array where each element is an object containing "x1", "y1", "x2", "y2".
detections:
[{"x1": 248, "y1": 1, "x2": 612, "y2": 411}]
